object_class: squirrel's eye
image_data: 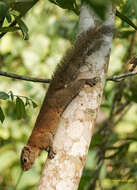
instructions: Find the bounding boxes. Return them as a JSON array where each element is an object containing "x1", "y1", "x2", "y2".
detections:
[{"x1": 23, "y1": 158, "x2": 28, "y2": 163}]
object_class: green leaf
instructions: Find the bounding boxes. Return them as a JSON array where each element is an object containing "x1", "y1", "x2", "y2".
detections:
[
  {"x1": 0, "y1": 2, "x2": 8, "y2": 26},
  {"x1": 32, "y1": 101, "x2": 38, "y2": 108},
  {"x1": 16, "y1": 17, "x2": 29, "y2": 40},
  {"x1": 16, "y1": 97, "x2": 25, "y2": 119},
  {"x1": 0, "y1": 106, "x2": 5, "y2": 123},
  {"x1": 83, "y1": 0, "x2": 110, "y2": 19},
  {"x1": 49, "y1": 0, "x2": 78, "y2": 13},
  {"x1": 5, "y1": 11, "x2": 12, "y2": 23},
  {"x1": 9, "y1": 91, "x2": 14, "y2": 101},
  {"x1": 25, "y1": 97, "x2": 30, "y2": 106},
  {"x1": 57, "y1": 0, "x2": 75, "y2": 9},
  {"x1": 0, "y1": 26, "x2": 19, "y2": 33},
  {"x1": 11, "y1": 0, "x2": 38, "y2": 16},
  {"x1": 0, "y1": 91, "x2": 9, "y2": 100},
  {"x1": 90, "y1": 134, "x2": 104, "y2": 147}
]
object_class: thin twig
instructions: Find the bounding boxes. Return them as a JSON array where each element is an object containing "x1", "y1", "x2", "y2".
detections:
[
  {"x1": 0, "y1": 71, "x2": 51, "y2": 83},
  {"x1": 116, "y1": 10, "x2": 137, "y2": 31},
  {"x1": 107, "y1": 71, "x2": 137, "y2": 82},
  {"x1": 0, "y1": 70, "x2": 136, "y2": 84}
]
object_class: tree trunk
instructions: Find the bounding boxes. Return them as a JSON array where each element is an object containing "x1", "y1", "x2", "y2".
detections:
[{"x1": 37, "y1": 3, "x2": 115, "y2": 190}]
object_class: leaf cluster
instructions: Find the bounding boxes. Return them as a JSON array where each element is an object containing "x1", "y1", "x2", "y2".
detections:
[{"x1": 0, "y1": 91, "x2": 37, "y2": 123}]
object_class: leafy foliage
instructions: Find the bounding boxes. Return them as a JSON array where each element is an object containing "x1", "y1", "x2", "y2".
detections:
[
  {"x1": 16, "y1": 17, "x2": 29, "y2": 40},
  {"x1": 0, "y1": 1, "x2": 77, "y2": 189},
  {"x1": 49, "y1": 0, "x2": 77, "y2": 11},
  {"x1": 0, "y1": 106, "x2": 5, "y2": 123},
  {"x1": 0, "y1": 0, "x2": 137, "y2": 190},
  {"x1": 0, "y1": 91, "x2": 37, "y2": 123},
  {"x1": 16, "y1": 97, "x2": 26, "y2": 119},
  {"x1": 83, "y1": 0, "x2": 111, "y2": 19},
  {"x1": 0, "y1": 91, "x2": 9, "y2": 100},
  {"x1": 0, "y1": 1, "x2": 10, "y2": 26}
]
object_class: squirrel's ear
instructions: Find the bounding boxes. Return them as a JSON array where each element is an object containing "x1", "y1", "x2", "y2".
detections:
[{"x1": 23, "y1": 145, "x2": 31, "y2": 153}]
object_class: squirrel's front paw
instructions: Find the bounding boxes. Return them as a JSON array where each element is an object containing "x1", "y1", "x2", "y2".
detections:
[{"x1": 47, "y1": 147, "x2": 56, "y2": 159}]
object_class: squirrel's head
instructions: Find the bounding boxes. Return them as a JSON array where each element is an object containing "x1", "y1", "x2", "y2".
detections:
[{"x1": 21, "y1": 145, "x2": 40, "y2": 171}]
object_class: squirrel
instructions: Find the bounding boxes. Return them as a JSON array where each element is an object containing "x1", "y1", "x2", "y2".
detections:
[{"x1": 21, "y1": 25, "x2": 113, "y2": 171}]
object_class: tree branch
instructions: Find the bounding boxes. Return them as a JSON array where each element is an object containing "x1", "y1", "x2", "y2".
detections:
[
  {"x1": 116, "y1": 10, "x2": 137, "y2": 31},
  {"x1": 0, "y1": 71, "x2": 51, "y2": 83},
  {"x1": 107, "y1": 71, "x2": 137, "y2": 82},
  {"x1": 37, "y1": 3, "x2": 115, "y2": 190},
  {"x1": 1, "y1": 69, "x2": 136, "y2": 84}
]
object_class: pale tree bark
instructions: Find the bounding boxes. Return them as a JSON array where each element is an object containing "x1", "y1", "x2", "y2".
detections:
[{"x1": 37, "y1": 3, "x2": 115, "y2": 190}]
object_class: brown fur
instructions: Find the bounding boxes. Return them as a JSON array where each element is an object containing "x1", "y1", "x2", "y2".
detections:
[
  {"x1": 21, "y1": 145, "x2": 40, "y2": 171},
  {"x1": 21, "y1": 25, "x2": 113, "y2": 170}
]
